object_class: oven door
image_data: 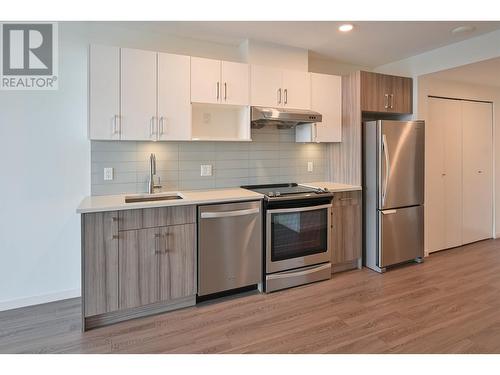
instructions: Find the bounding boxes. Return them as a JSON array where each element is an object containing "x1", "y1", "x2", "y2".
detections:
[{"x1": 266, "y1": 203, "x2": 331, "y2": 274}]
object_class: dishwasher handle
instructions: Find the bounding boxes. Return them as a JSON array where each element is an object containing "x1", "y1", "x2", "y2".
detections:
[{"x1": 200, "y1": 207, "x2": 260, "y2": 219}]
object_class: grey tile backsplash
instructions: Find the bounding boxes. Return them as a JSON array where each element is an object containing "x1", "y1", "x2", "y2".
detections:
[{"x1": 91, "y1": 126, "x2": 328, "y2": 195}]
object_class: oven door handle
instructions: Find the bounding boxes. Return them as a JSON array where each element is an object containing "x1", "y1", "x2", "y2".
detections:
[{"x1": 267, "y1": 203, "x2": 332, "y2": 214}]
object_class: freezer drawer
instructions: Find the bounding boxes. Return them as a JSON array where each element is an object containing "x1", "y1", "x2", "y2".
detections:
[
  {"x1": 198, "y1": 201, "x2": 262, "y2": 296},
  {"x1": 379, "y1": 205, "x2": 423, "y2": 268}
]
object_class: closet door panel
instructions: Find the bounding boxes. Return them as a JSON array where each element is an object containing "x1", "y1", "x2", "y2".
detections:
[
  {"x1": 426, "y1": 97, "x2": 462, "y2": 253},
  {"x1": 462, "y1": 101, "x2": 493, "y2": 244}
]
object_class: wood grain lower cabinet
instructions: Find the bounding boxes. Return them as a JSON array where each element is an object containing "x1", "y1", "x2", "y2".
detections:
[
  {"x1": 331, "y1": 191, "x2": 362, "y2": 272},
  {"x1": 119, "y1": 228, "x2": 159, "y2": 310},
  {"x1": 82, "y1": 211, "x2": 119, "y2": 316},
  {"x1": 82, "y1": 205, "x2": 197, "y2": 330}
]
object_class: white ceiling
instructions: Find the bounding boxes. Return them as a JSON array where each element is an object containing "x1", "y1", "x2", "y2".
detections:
[
  {"x1": 117, "y1": 21, "x2": 500, "y2": 67},
  {"x1": 425, "y1": 57, "x2": 500, "y2": 88}
]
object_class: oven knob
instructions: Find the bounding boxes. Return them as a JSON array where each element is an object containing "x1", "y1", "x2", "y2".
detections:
[
  {"x1": 276, "y1": 192, "x2": 281, "y2": 197},
  {"x1": 268, "y1": 192, "x2": 274, "y2": 197}
]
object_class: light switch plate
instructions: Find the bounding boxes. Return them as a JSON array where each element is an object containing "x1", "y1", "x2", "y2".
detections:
[
  {"x1": 200, "y1": 164, "x2": 212, "y2": 177},
  {"x1": 104, "y1": 167, "x2": 114, "y2": 181},
  {"x1": 307, "y1": 161, "x2": 313, "y2": 173}
]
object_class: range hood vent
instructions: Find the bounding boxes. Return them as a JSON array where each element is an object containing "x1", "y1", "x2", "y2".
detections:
[{"x1": 250, "y1": 106, "x2": 322, "y2": 129}]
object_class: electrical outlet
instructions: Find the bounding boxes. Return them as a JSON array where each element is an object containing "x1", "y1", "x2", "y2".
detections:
[
  {"x1": 200, "y1": 164, "x2": 212, "y2": 177},
  {"x1": 307, "y1": 161, "x2": 313, "y2": 173},
  {"x1": 104, "y1": 167, "x2": 114, "y2": 181}
]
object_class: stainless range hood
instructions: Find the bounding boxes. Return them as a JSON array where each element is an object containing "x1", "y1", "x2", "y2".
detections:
[{"x1": 251, "y1": 106, "x2": 322, "y2": 129}]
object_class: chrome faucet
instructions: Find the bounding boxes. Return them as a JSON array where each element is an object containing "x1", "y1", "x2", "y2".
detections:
[{"x1": 148, "y1": 153, "x2": 162, "y2": 194}]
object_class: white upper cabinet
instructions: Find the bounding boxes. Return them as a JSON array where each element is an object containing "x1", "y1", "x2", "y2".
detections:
[
  {"x1": 251, "y1": 65, "x2": 311, "y2": 110},
  {"x1": 191, "y1": 57, "x2": 221, "y2": 105},
  {"x1": 282, "y1": 69, "x2": 311, "y2": 110},
  {"x1": 250, "y1": 65, "x2": 283, "y2": 107},
  {"x1": 89, "y1": 45, "x2": 120, "y2": 140},
  {"x1": 191, "y1": 57, "x2": 250, "y2": 105},
  {"x1": 221, "y1": 61, "x2": 250, "y2": 106},
  {"x1": 120, "y1": 48, "x2": 157, "y2": 141},
  {"x1": 296, "y1": 73, "x2": 342, "y2": 143},
  {"x1": 157, "y1": 53, "x2": 191, "y2": 140}
]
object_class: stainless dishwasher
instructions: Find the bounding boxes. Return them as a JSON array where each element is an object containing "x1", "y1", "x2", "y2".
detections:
[{"x1": 198, "y1": 201, "x2": 262, "y2": 296}]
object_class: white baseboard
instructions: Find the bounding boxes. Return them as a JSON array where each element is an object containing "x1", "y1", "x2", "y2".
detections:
[{"x1": 0, "y1": 289, "x2": 81, "y2": 312}]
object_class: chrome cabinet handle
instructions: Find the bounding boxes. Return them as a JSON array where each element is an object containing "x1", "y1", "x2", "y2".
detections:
[
  {"x1": 384, "y1": 94, "x2": 389, "y2": 109},
  {"x1": 224, "y1": 82, "x2": 227, "y2": 101},
  {"x1": 277, "y1": 88, "x2": 282, "y2": 104},
  {"x1": 284, "y1": 88, "x2": 288, "y2": 105},
  {"x1": 382, "y1": 134, "x2": 391, "y2": 207},
  {"x1": 216, "y1": 82, "x2": 220, "y2": 101},
  {"x1": 112, "y1": 115, "x2": 120, "y2": 134},
  {"x1": 389, "y1": 94, "x2": 394, "y2": 109},
  {"x1": 159, "y1": 116, "x2": 165, "y2": 135},
  {"x1": 150, "y1": 116, "x2": 157, "y2": 138},
  {"x1": 200, "y1": 207, "x2": 260, "y2": 219}
]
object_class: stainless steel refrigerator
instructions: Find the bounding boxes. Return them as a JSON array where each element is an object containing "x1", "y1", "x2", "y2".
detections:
[{"x1": 363, "y1": 120, "x2": 425, "y2": 273}]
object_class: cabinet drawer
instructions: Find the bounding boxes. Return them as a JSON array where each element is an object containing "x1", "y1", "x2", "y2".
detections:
[
  {"x1": 332, "y1": 191, "x2": 361, "y2": 207},
  {"x1": 118, "y1": 205, "x2": 196, "y2": 231}
]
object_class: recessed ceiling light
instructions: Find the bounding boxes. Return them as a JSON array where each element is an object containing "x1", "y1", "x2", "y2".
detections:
[
  {"x1": 451, "y1": 25, "x2": 476, "y2": 35},
  {"x1": 339, "y1": 24, "x2": 354, "y2": 32}
]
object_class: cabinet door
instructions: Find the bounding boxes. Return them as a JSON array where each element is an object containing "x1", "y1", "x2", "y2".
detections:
[
  {"x1": 221, "y1": 61, "x2": 250, "y2": 106},
  {"x1": 250, "y1": 65, "x2": 283, "y2": 107},
  {"x1": 425, "y1": 97, "x2": 463, "y2": 253},
  {"x1": 388, "y1": 76, "x2": 412, "y2": 114},
  {"x1": 331, "y1": 191, "x2": 362, "y2": 266},
  {"x1": 282, "y1": 70, "x2": 311, "y2": 110},
  {"x1": 462, "y1": 101, "x2": 493, "y2": 244},
  {"x1": 158, "y1": 53, "x2": 191, "y2": 140},
  {"x1": 158, "y1": 224, "x2": 196, "y2": 301},
  {"x1": 311, "y1": 73, "x2": 341, "y2": 142},
  {"x1": 89, "y1": 45, "x2": 120, "y2": 140},
  {"x1": 360, "y1": 71, "x2": 387, "y2": 112},
  {"x1": 191, "y1": 57, "x2": 221, "y2": 104},
  {"x1": 119, "y1": 228, "x2": 159, "y2": 309},
  {"x1": 121, "y1": 48, "x2": 157, "y2": 140},
  {"x1": 83, "y1": 211, "x2": 119, "y2": 317}
]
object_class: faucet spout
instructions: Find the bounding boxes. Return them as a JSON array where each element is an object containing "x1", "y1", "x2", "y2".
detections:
[{"x1": 148, "y1": 153, "x2": 161, "y2": 194}]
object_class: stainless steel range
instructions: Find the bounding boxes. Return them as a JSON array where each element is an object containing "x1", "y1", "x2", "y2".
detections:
[{"x1": 241, "y1": 183, "x2": 333, "y2": 292}]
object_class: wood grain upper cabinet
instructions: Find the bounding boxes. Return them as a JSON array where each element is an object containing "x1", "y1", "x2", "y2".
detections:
[
  {"x1": 157, "y1": 53, "x2": 191, "y2": 140},
  {"x1": 331, "y1": 191, "x2": 362, "y2": 268},
  {"x1": 251, "y1": 65, "x2": 310, "y2": 110},
  {"x1": 360, "y1": 71, "x2": 412, "y2": 114},
  {"x1": 88, "y1": 45, "x2": 120, "y2": 140},
  {"x1": 82, "y1": 211, "x2": 119, "y2": 317},
  {"x1": 120, "y1": 48, "x2": 157, "y2": 140},
  {"x1": 296, "y1": 73, "x2": 341, "y2": 143},
  {"x1": 191, "y1": 57, "x2": 250, "y2": 105}
]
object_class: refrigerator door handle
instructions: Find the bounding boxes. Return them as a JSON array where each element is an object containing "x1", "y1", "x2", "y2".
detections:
[{"x1": 382, "y1": 134, "x2": 391, "y2": 207}]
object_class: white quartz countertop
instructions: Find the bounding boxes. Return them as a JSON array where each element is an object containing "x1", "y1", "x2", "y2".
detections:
[
  {"x1": 76, "y1": 188, "x2": 264, "y2": 214},
  {"x1": 299, "y1": 181, "x2": 362, "y2": 192}
]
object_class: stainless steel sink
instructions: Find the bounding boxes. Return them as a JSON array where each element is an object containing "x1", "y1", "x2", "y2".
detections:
[{"x1": 124, "y1": 193, "x2": 183, "y2": 203}]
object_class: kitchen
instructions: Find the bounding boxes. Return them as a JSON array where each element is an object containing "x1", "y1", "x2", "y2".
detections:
[{"x1": 2, "y1": 3, "x2": 500, "y2": 371}]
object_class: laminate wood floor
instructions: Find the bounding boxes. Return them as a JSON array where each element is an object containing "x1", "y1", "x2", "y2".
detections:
[{"x1": 2, "y1": 239, "x2": 500, "y2": 354}]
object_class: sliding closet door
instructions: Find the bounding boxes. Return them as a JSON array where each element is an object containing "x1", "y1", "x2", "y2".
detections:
[
  {"x1": 426, "y1": 97, "x2": 463, "y2": 253},
  {"x1": 462, "y1": 101, "x2": 493, "y2": 244}
]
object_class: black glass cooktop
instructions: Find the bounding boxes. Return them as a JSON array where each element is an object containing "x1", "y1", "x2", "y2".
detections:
[{"x1": 241, "y1": 183, "x2": 319, "y2": 197}]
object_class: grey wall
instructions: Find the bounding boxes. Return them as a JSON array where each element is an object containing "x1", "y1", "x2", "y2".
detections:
[{"x1": 91, "y1": 126, "x2": 327, "y2": 195}]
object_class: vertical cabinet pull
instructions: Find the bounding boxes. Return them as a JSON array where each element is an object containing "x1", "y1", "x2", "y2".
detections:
[
  {"x1": 277, "y1": 88, "x2": 282, "y2": 104},
  {"x1": 224, "y1": 82, "x2": 227, "y2": 101},
  {"x1": 390, "y1": 94, "x2": 394, "y2": 109},
  {"x1": 284, "y1": 89, "x2": 288, "y2": 105},
  {"x1": 112, "y1": 115, "x2": 120, "y2": 135},
  {"x1": 216, "y1": 82, "x2": 220, "y2": 101},
  {"x1": 159, "y1": 116, "x2": 165, "y2": 135},
  {"x1": 150, "y1": 116, "x2": 157, "y2": 138},
  {"x1": 384, "y1": 94, "x2": 389, "y2": 109}
]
